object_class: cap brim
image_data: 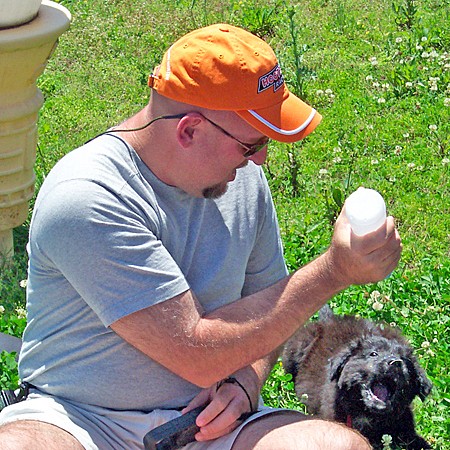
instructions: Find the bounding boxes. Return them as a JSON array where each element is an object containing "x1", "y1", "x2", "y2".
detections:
[{"x1": 237, "y1": 90, "x2": 322, "y2": 143}]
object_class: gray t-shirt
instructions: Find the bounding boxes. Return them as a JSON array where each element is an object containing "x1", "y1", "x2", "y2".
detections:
[{"x1": 19, "y1": 134, "x2": 288, "y2": 411}]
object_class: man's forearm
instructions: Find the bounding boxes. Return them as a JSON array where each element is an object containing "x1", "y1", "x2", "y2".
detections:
[
  {"x1": 197, "y1": 250, "x2": 344, "y2": 353},
  {"x1": 113, "y1": 251, "x2": 341, "y2": 387},
  {"x1": 230, "y1": 347, "x2": 282, "y2": 411},
  {"x1": 112, "y1": 215, "x2": 401, "y2": 387}
]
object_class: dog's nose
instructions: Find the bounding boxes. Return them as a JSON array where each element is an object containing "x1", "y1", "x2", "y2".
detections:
[{"x1": 388, "y1": 358, "x2": 402, "y2": 366}]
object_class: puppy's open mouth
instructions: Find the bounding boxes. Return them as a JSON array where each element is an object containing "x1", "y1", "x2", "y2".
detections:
[
  {"x1": 364, "y1": 380, "x2": 395, "y2": 410},
  {"x1": 371, "y1": 383, "x2": 390, "y2": 403}
]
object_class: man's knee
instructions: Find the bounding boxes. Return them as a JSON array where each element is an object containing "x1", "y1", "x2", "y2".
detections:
[
  {"x1": 0, "y1": 420, "x2": 84, "y2": 450},
  {"x1": 233, "y1": 413, "x2": 371, "y2": 450}
]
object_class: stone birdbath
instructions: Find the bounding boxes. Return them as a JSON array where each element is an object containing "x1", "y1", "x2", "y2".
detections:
[{"x1": 0, "y1": 0, "x2": 71, "y2": 259}]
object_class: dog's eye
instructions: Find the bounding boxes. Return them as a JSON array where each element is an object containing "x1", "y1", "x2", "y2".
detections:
[{"x1": 370, "y1": 351, "x2": 378, "y2": 357}]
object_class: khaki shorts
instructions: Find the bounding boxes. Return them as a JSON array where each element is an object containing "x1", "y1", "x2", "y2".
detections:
[{"x1": 0, "y1": 391, "x2": 305, "y2": 449}]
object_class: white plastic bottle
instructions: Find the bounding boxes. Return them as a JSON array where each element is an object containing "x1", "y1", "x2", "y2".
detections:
[{"x1": 345, "y1": 187, "x2": 386, "y2": 236}]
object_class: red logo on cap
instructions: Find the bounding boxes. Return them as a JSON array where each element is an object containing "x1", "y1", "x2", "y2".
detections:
[{"x1": 257, "y1": 64, "x2": 284, "y2": 94}]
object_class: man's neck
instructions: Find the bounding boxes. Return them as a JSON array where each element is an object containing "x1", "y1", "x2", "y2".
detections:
[{"x1": 115, "y1": 108, "x2": 178, "y2": 188}]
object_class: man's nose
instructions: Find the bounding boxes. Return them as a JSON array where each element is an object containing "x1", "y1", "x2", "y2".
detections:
[{"x1": 247, "y1": 146, "x2": 268, "y2": 165}]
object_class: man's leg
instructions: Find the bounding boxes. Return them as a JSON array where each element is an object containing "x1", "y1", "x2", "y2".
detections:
[
  {"x1": 0, "y1": 420, "x2": 84, "y2": 450},
  {"x1": 232, "y1": 412, "x2": 371, "y2": 450}
]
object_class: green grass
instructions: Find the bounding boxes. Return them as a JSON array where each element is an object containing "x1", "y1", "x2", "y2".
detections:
[{"x1": 1, "y1": 0, "x2": 449, "y2": 448}]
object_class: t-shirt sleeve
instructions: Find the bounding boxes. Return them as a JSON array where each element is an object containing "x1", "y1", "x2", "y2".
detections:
[{"x1": 29, "y1": 179, "x2": 190, "y2": 326}]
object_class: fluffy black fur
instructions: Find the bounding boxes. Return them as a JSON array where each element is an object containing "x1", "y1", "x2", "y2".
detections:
[{"x1": 282, "y1": 306, "x2": 432, "y2": 449}]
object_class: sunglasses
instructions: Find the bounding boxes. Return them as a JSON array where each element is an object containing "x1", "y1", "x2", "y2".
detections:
[
  {"x1": 106, "y1": 113, "x2": 269, "y2": 158},
  {"x1": 199, "y1": 114, "x2": 270, "y2": 158}
]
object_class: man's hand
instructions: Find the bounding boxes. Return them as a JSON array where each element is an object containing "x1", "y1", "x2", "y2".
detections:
[
  {"x1": 328, "y1": 206, "x2": 402, "y2": 286},
  {"x1": 181, "y1": 368, "x2": 258, "y2": 442}
]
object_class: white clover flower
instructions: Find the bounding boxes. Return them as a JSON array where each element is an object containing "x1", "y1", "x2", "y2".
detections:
[
  {"x1": 428, "y1": 77, "x2": 439, "y2": 91},
  {"x1": 19, "y1": 279, "x2": 27, "y2": 289},
  {"x1": 365, "y1": 75, "x2": 373, "y2": 81},
  {"x1": 395, "y1": 145, "x2": 402, "y2": 155},
  {"x1": 316, "y1": 89, "x2": 324, "y2": 95},
  {"x1": 370, "y1": 290, "x2": 381, "y2": 301},
  {"x1": 430, "y1": 50, "x2": 439, "y2": 59},
  {"x1": 371, "y1": 158, "x2": 379, "y2": 165},
  {"x1": 407, "y1": 162, "x2": 416, "y2": 169},
  {"x1": 382, "y1": 434, "x2": 393, "y2": 450},
  {"x1": 373, "y1": 81, "x2": 380, "y2": 88},
  {"x1": 0, "y1": 305, "x2": 5, "y2": 314},
  {"x1": 421, "y1": 52, "x2": 430, "y2": 59},
  {"x1": 381, "y1": 83, "x2": 390, "y2": 90},
  {"x1": 319, "y1": 168, "x2": 329, "y2": 176},
  {"x1": 333, "y1": 146, "x2": 342, "y2": 153},
  {"x1": 442, "y1": 157, "x2": 450, "y2": 166},
  {"x1": 403, "y1": 132, "x2": 410, "y2": 138},
  {"x1": 16, "y1": 307, "x2": 26, "y2": 319},
  {"x1": 325, "y1": 88, "x2": 333, "y2": 95},
  {"x1": 416, "y1": 44, "x2": 423, "y2": 51},
  {"x1": 372, "y1": 301, "x2": 384, "y2": 311},
  {"x1": 405, "y1": 81, "x2": 413, "y2": 88},
  {"x1": 369, "y1": 56, "x2": 378, "y2": 66},
  {"x1": 395, "y1": 37, "x2": 403, "y2": 43},
  {"x1": 421, "y1": 36, "x2": 428, "y2": 42},
  {"x1": 377, "y1": 97, "x2": 386, "y2": 104},
  {"x1": 429, "y1": 124, "x2": 438, "y2": 131},
  {"x1": 444, "y1": 98, "x2": 450, "y2": 107},
  {"x1": 421, "y1": 341, "x2": 431, "y2": 349},
  {"x1": 333, "y1": 157, "x2": 342, "y2": 164}
]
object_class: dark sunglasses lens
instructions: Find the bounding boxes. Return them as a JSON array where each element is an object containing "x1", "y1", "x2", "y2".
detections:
[{"x1": 243, "y1": 141, "x2": 269, "y2": 158}]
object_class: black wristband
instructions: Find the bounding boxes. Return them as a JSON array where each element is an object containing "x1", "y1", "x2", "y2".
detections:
[{"x1": 216, "y1": 376, "x2": 254, "y2": 412}]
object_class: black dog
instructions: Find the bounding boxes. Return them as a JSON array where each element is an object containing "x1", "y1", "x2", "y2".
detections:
[{"x1": 282, "y1": 306, "x2": 432, "y2": 449}]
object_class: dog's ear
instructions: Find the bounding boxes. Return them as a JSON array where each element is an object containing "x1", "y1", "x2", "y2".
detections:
[
  {"x1": 329, "y1": 339, "x2": 362, "y2": 383},
  {"x1": 408, "y1": 356, "x2": 433, "y2": 400},
  {"x1": 418, "y1": 372, "x2": 433, "y2": 401}
]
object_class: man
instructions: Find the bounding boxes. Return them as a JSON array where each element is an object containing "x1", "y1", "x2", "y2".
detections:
[{"x1": 0, "y1": 24, "x2": 401, "y2": 449}]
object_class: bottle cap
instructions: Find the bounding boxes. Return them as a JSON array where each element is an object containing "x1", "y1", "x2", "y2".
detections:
[{"x1": 345, "y1": 188, "x2": 386, "y2": 236}]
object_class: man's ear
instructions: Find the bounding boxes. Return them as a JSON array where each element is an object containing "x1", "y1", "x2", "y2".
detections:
[{"x1": 176, "y1": 114, "x2": 203, "y2": 148}]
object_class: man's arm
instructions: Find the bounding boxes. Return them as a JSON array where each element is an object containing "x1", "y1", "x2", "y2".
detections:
[{"x1": 111, "y1": 211, "x2": 401, "y2": 387}]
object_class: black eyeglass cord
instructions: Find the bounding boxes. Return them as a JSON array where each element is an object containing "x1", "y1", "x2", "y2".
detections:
[{"x1": 84, "y1": 114, "x2": 185, "y2": 145}]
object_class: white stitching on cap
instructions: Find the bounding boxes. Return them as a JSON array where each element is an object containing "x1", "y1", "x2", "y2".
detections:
[
  {"x1": 248, "y1": 108, "x2": 317, "y2": 135},
  {"x1": 165, "y1": 45, "x2": 173, "y2": 80}
]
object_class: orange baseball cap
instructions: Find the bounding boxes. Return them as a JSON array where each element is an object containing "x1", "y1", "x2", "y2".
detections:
[{"x1": 148, "y1": 24, "x2": 321, "y2": 143}]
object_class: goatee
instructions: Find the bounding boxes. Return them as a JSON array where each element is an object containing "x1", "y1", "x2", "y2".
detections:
[{"x1": 202, "y1": 183, "x2": 228, "y2": 199}]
